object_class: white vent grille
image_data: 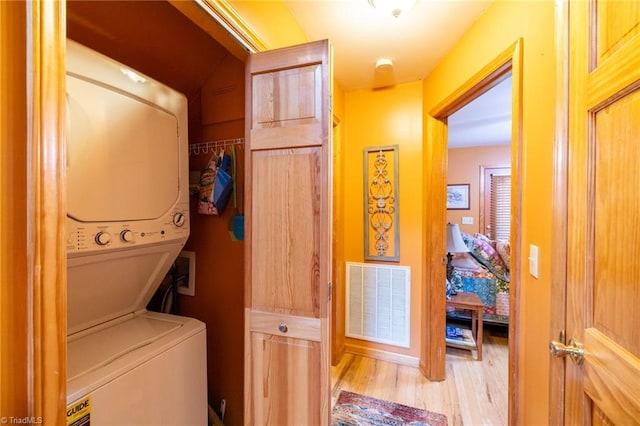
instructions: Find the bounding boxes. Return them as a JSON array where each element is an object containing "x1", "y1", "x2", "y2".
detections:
[{"x1": 346, "y1": 262, "x2": 410, "y2": 348}]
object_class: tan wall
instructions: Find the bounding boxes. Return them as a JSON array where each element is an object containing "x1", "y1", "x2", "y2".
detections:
[
  {"x1": 423, "y1": 1, "x2": 556, "y2": 423},
  {"x1": 447, "y1": 145, "x2": 511, "y2": 235}
]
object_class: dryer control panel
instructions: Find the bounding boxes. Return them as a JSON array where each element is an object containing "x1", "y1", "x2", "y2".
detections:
[{"x1": 66, "y1": 202, "x2": 189, "y2": 254}]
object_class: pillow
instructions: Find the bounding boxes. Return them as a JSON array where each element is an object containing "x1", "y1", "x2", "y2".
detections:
[
  {"x1": 462, "y1": 233, "x2": 509, "y2": 278},
  {"x1": 451, "y1": 253, "x2": 486, "y2": 271},
  {"x1": 474, "y1": 232, "x2": 495, "y2": 248},
  {"x1": 495, "y1": 240, "x2": 511, "y2": 270}
]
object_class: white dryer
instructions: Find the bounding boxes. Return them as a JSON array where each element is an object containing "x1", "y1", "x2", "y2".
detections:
[{"x1": 65, "y1": 40, "x2": 207, "y2": 425}]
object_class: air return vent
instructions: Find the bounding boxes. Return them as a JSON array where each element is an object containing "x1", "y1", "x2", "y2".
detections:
[{"x1": 346, "y1": 262, "x2": 410, "y2": 348}]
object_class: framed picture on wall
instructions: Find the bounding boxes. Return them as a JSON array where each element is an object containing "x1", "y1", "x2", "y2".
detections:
[{"x1": 447, "y1": 184, "x2": 470, "y2": 210}]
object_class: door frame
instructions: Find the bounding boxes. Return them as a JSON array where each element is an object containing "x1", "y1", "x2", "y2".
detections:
[
  {"x1": 420, "y1": 40, "x2": 523, "y2": 424},
  {"x1": 548, "y1": 0, "x2": 569, "y2": 423},
  {"x1": 1, "y1": 0, "x2": 30, "y2": 416},
  {"x1": 30, "y1": 1, "x2": 68, "y2": 421},
  {"x1": 1, "y1": 0, "x2": 68, "y2": 421}
]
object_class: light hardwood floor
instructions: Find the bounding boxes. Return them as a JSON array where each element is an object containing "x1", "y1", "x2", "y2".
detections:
[{"x1": 331, "y1": 327, "x2": 508, "y2": 425}]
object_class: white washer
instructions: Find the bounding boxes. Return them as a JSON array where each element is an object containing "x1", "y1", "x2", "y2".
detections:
[{"x1": 65, "y1": 40, "x2": 206, "y2": 425}]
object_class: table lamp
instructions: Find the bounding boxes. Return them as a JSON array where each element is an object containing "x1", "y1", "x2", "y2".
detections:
[{"x1": 446, "y1": 223, "x2": 469, "y2": 282}]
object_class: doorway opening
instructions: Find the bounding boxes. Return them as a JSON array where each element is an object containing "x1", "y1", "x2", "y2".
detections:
[
  {"x1": 445, "y1": 73, "x2": 513, "y2": 423},
  {"x1": 421, "y1": 41, "x2": 523, "y2": 423}
]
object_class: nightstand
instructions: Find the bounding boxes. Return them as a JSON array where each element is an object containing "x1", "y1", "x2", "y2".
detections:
[{"x1": 446, "y1": 292, "x2": 484, "y2": 360}]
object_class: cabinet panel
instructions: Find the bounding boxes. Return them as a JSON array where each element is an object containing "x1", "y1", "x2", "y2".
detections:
[
  {"x1": 248, "y1": 332, "x2": 321, "y2": 425},
  {"x1": 251, "y1": 148, "x2": 321, "y2": 317}
]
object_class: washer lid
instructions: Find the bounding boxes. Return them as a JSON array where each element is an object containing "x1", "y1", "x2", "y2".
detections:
[
  {"x1": 66, "y1": 310, "x2": 205, "y2": 405},
  {"x1": 67, "y1": 313, "x2": 182, "y2": 382}
]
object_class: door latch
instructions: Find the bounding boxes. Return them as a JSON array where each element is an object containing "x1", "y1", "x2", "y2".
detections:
[{"x1": 549, "y1": 338, "x2": 584, "y2": 365}]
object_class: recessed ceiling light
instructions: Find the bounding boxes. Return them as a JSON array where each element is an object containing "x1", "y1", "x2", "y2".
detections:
[{"x1": 368, "y1": 0, "x2": 416, "y2": 18}]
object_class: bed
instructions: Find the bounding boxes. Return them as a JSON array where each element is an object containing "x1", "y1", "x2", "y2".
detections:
[{"x1": 447, "y1": 233, "x2": 510, "y2": 326}]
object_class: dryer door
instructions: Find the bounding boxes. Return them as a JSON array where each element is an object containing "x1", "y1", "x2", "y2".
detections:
[{"x1": 66, "y1": 74, "x2": 179, "y2": 222}]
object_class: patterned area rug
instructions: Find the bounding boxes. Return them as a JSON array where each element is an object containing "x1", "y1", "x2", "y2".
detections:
[{"x1": 331, "y1": 391, "x2": 448, "y2": 426}]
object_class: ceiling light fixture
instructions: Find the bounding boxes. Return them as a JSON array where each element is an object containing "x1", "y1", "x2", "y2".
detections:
[
  {"x1": 375, "y1": 58, "x2": 394, "y2": 72},
  {"x1": 368, "y1": 0, "x2": 416, "y2": 18}
]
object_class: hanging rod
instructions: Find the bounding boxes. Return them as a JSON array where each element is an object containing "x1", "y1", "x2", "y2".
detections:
[{"x1": 188, "y1": 138, "x2": 244, "y2": 156}]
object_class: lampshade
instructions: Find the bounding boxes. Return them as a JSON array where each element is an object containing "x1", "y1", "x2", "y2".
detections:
[{"x1": 446, "y1": 223, "x2": 469, "y2": 253}]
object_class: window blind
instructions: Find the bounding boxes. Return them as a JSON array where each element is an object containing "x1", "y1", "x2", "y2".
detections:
[{"x1": 490, "y1": 174, "x2": 511, "y2": 241}]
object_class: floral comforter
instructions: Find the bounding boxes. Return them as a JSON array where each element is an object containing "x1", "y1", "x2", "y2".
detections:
[{"x1": 448, "y1": 233, "x2": 510, "y2": 325}]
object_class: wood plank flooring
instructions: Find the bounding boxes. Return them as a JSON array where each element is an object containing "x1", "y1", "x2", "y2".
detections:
[{"x1": 331, "y1": 327, "x2": 508, "y2": 425}]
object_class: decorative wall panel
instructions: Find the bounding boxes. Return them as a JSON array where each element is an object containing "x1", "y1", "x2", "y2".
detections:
[{"x1": 364, "y1": 146, "x2": 399, "y2": 261}]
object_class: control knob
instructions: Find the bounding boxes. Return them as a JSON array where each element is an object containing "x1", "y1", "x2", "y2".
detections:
[
  {"x1": 95, "y1": 231, "x2": 112, "y2": 246},
  {"x1": 173, "y1": 212, "x2": 186, "y2": 227},
  {"x1": 120, "y1": 230, "x2": 134, "y2": 243}
]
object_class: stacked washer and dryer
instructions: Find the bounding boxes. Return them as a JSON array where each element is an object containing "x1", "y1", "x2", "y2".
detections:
[{"x1": 65, "y1": 40, "x2": 207, "y2": 425}]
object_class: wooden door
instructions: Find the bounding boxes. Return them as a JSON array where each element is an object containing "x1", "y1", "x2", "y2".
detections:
[
  {"x1": 564, "y1": 0, "x2": 640, "y2": 423},
  {"x1": 244, "y1": 40, "x2": 332, "y2": 425}
]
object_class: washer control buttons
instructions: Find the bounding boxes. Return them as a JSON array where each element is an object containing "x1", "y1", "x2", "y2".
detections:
[
  {"x1": 95, "y1": 231, "x2": 112, "y2": 246},
  {"x1": 120, "y1": 230, "x2": 134, "y2": 243},
  {"x1": 173, "y1": 212, "x2": 185, "y2": 227}
]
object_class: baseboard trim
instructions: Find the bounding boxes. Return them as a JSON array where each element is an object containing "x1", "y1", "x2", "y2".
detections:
[
  {"x1": 344, "y1": 343, "x2": 420, "y2": 367},
  {"x1": 332, "y1": 344, "x2": 346, "y2": 366}
]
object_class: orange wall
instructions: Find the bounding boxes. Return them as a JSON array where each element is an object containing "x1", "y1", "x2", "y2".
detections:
[
  {"x1": 343, "y1": 81, "x2": 423, "y2": 358},
  {"x1": 423, "y1": 1, "x2": 556, "y2": 424},
  {"x1": 447, "y1": 145, "x2": 511, "y2": 234},
  {"x1": 179, "y1": 53, "x2": 246, "y2": 426}
]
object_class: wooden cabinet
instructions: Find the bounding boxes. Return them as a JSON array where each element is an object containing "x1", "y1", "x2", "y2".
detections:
[{"x1": 244, "y1": 40, "x2": 332, "y2": 425}]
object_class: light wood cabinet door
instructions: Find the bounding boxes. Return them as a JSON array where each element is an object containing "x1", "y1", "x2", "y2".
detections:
[
  {"x1": 564, "y1": 0, "x2": 640, "y2": 423},
  {"x1": 244, "y1": 40, "x2": 332, "y2": 425}
]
